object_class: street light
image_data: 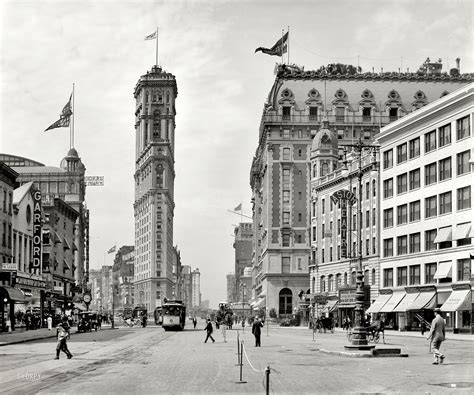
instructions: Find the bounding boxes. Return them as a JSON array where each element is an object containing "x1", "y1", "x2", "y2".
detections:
[{"x1": 341, "y1": 138, "x2": 379, "y2": 349}]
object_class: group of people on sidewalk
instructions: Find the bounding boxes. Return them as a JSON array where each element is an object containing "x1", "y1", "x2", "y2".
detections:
[{"x1": 203, "y1": 316, "x2": 264, "y2": 347}]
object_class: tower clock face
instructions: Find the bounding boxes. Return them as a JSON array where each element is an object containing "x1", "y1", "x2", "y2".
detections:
[{"x1": 83, "y1": 293, "x2": 92, "y2": 303}]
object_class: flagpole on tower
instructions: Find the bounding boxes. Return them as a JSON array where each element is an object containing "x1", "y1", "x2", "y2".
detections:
[
  {"x1": 71, "y1": 83, "x2": 75, "y2": 149},
  {"x1": 156, "y1": 27, "x2": 159, "y2": 67},
  {"x1": 287, "y1": 26, "x2": 290, "y2": 65}
]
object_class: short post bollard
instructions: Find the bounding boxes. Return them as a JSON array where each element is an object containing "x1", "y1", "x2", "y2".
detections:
[
  {"x1": 235, "y1": 341, "x2": 247, "y2": 384},
  {"x1": 265, "y1": 366, "x2": 270, "y2": 395},
  {"x1": 235, "y1": 333, "x2": 241, "y2": 365}
]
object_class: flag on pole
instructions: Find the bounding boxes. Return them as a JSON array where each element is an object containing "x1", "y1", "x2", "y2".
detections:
[
  {"x1": 44, "y1": 94, "x2": 73, "y2": 132},
  {"x1": 255, "y1": 32, "x2": 288, "y2": 57},
  {"x1": 144, "y1": 31, "x2": 157, "y2": 40},
  {"x1": 107, "y1": 245, "x2": 116, "y2": 254},
  {"x1": 234, "y1": 203, "x2": 242, "y2": 211}
]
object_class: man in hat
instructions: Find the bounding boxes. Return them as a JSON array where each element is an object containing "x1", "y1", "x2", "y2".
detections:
[
  {"x1": 426, "y1": 308, "x2": 445, "y2": 364},
  {"x1": 204, "y1": 319, "x2": 215, "y2": 343},
  {"x1": 55, "y1": 319, "x2": 73, "y2": 360},
  {"x1": 252, "y1": 316, "x2": 264, "y2": 347}
]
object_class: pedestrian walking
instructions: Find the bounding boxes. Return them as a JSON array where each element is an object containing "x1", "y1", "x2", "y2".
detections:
[
  {"x1": 426, "y1": 308, "x2": 445, "y2": 365},
  {"x1": 204, "y1": 319, "x2": 215, "y2": 343},
  {"x1": 47, "y1": 315, "x2": 53, "y2": 331},
  {"x1": 193, "y1": 317, "x2": 197, "y2": 329},
  {"x1": 55, "y1": 320, "x2": 73, "y2": 360},
  {"x1": 420, "y1": 321, "x2": 427, "y2": 336},
  {"x1": 252, "y1": 316, "x2": 264, "y2": 347}
]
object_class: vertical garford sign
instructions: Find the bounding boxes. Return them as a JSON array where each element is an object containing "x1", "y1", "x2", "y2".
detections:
[
  {"x1": 32, "y1": 190, "x2": 42, "y2": 269},
  {"x1": 330, "y1": 189, "x2": 357, "y2": 259}
]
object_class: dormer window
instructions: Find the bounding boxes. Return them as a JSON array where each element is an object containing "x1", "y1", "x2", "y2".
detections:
[
  {"x1": 282, "y1": 106, "x2": 291, "y2": 120},
  {"x1": 389, "y1": 107, "x2": 398, "y2": 121},
  {"x1": 309, "y1": 106, "x2": 318, "y2": 120},
  {"x1": 362, "y1": 107, "x2": 371, "y2": 121}
]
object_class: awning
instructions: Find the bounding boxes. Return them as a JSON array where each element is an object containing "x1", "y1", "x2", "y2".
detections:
[
  {"x1": 72, "y1": 242, "x2": 78, "y2": 251},
  {"x1": 440, "y1": 289, "x2": 471, "y2": 312},
  {"x1": 453, "y1": 223, "x2": 471, "y2": 240},
  {"x1": 253, "y1": 297, "x2": 266, "y2": 309},
  {"x1": 434, "y1": 261, "x2": 452, "y2": 279},
  {"x1": 258, "y1": 290, "x2": 266, "y2": 298},
  {"x1": 434, "y1": 226, "x2": 452, "y2": 243},
  {"x1": 328, "y1": 300, "x2": 338, "y2": 313},
  {"x1": 393, "y1": 292, "x2": 420, "y2": 312},
  {"x1": 0, "y1": 286, "x2": 27, "y2": 303},
  {"x1": 407, "y1": 291, "x2": 437, "y2": 310},
  {"x1": 54, "y1": 231, "x2": 62, "y2": 244},
  {"x1": 63, "y1": 259, "x2": 71, "y2": 271},
  {"x1": 379, "y1": 293, "x2": 405, "y2": 313},
  {"x1": 366, "y1": 293, "x2": 393, "y2": 314}
]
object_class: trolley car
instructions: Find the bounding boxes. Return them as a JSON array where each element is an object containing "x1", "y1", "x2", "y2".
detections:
[{"x1": 162, "y1": 300, "x2": 186, "y2": 331}]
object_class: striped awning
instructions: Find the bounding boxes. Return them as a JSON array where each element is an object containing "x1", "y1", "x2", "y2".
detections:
[
  {"x1": 440, "y1": 289, "x2": 471, "y2": 312},
  {"x1": 366, "y1": 293, "x2": 392, "y2": 314}
]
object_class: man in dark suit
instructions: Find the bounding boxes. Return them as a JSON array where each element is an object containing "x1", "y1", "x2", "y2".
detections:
[{"x1": 252, "y1": 317, "x2": 264, "y2": 347}]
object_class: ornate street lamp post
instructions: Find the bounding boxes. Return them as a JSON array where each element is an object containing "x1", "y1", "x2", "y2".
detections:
[
  {"x1": 240, "y1": 282, "x2": 246, "y2": 332},
  {"x1": 341, "y1": 138, "x2": 379, "y2": 349}
]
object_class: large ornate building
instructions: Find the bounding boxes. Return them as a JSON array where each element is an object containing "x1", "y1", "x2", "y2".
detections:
[
  {"x1": 250, "y1": 60, "x2": 472, "y2": 318},
  {"x1": 133, "y1": 65, "x2": 178, "y2": 312}
]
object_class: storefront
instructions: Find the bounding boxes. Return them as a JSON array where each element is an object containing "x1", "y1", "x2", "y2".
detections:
[
  {"x1": 440, "y1": 283, "x2": 472, "y2": 334},
  {"x1": 0, "y1": 286, "x2": 26, "y2": 331}
]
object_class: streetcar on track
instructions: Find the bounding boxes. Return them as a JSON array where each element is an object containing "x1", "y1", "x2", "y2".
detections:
[
  {"x1": 154, "y1": 306, "x2": 163, "y2": 325},
  {"x1": 162, "y1": 300, "x2": 186, "y2": 331}
]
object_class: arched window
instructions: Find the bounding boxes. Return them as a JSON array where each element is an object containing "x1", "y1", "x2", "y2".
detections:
[
  {"x1": 312, "y1": 276, "x2": 316, "y2": 293},
  {"x1": 336, "y1": 273, "x2": 341, "y2": 290},
  {"x1": 279, "y1": 288, "x2": 293, "y2": 315},
  {"x1": 372, "y1": 179, "x2": 376, "y2": 197},
  {"x1": 320, "y1": 276, "x2": 326, "y2": 292},
  {"x1": 372, "y1": 268, "x2": 376, "y2": 285},
  {"x1": 364, "y1": 269, "x2": 369, "y2": 285},
  {"x1": 321, "y1": 162, "x2": 329, "y2": 176},
  {"x1": 328, "y1": 274, "x2": 334, "y2": 292},
  {"x1": 298, "y1": 213, "x2": 302, "y2": 222},
  {"x1": 344, "y1": 272, "x2": 348, "y2": 284},
  {"x1": 351, "y1": 271, "x2": 356, "y2": 285}
]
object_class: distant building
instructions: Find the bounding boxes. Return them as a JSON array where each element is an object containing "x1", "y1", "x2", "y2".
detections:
[
  {"x1": 113, "y1": 246, "x2": 135, "y2": 311},
  {"x1": 200, "y1": 299, "x2": 209, "y2": 310},
  {"x1": 226, "y1": 272, "x2": 235, "y2": 303},
  {"x1": 88, "y1": 269, "x2": 101, "y2": 311},
  {"x1": 191, "y1": 268, "x2": 201, "y2": 308},
  {"x1": 233, "y1": 223, "x2": 253, "y2": 300},
  {"x1": 178, "y1": 265, "x2": 192, "y2": 308},
  {"x1": 133, "y1": 65, "x2": 178, "y2": 312},
  {"x1": 0, "y1": 162, "x2": 17, "y2": 264}
]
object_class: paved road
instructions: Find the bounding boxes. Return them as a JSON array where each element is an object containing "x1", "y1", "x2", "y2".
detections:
[{"x1": 0, "y1": 322, "x2": 472, "y2": 394}]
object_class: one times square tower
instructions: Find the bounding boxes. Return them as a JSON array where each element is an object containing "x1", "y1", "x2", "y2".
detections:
[{"x1": 133, "y1": 65, "x2": 178, "y2": 312}]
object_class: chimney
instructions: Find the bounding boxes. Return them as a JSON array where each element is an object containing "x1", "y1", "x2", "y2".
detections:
[{"x1": 455, "y1": 57, "x2": 461, "y2": 70}]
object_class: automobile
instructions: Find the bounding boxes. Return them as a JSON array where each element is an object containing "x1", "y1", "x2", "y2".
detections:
[{"x1": 77, "y1": 311, "x2": 99, "y2": 332}]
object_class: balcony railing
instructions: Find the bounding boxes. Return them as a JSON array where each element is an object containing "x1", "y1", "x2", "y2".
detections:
[{"x1": 262, "y1": 113, "x2": 395, "y2": 126}]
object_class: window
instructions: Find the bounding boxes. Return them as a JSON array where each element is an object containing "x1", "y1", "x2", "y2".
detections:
[
  {"x1": 383, "y1": 238, "x2": 393, "y2": 257},
  {"x1": 383, "y1": 150, "x2": 393, "y2": 169},
  {"x1": 328, "y1": 275, "x2": 334, "y2": 291},
  {"x1": 425, "y1": 263, "x2": 437, "y2": 284},
  {"x1": 365, "y1": 210, "x2": 370, "y2": 228},
  {"x1": 383, "y1": 208, "x2": 393, "y2": 228},
  {"x1": 425, "y1": 196, "x2": 437, "y2": 218},
  {"x1": 409, "y1": 200, "x2": 421, "y2": 222},
  {"x1": 321, "y1": 224, "x2": 325, "y2": 239},
  {"x1": 335, "y1": 107, "x2": 345, "y2": 122},
  {"x1": 409, "y1": 265, "x2": 421, "y2": 285},
  {"x1": 298, "y1": 191, "x2": 302, "y2": 200},
  {"x1": 309, "y1": 106, "x2": 318, "y2": 120},
  {"x1": 321, "y1": 248, "x2": 325, "y2": 263},
  {"x1": 397, "y1": 236, "x2": 408, "y2": 255},
  {"x1": 397, "y1": 143, "x2": 407, "y2": 164},
  {"x1": 439, "y1": 191, "x2": 452, "y2": 215},
  {"x1": 457, "y1": 259, "x2": 471, "y2": 282},
  {"x1": 457, "y1": 150, "x2": 471, "y2": 175},
  {"x1": 362, "y1": 107, "x2": 371, "y2": 121},
  {"x1": 456, "y1": 116, "x2": 470, "y2": 140},
  {"x1": 425, "y1": 229, "x2": 437, "y2": 251},
  {"x1": 372, "y1": 180, "x2": 376, "y2": 197},
  {"x1": 336, "y1": 274, "x2": 341, "y2": 290},
  {"x1": 409, "y1": 137, "x2": 420, "y2": 158},
  {"x1": 282, "y1": 233, "x2": 290, "y2": 247},
  {"x1": 320, "y1": 276, "x2": 326, "y2": 292},
  {"x1": 321, "y1": 198, "x2": 325, "y2": 214},
  {"x1": 282, "y1": 257, "x2": 291, "y2": 273},
  {"x1": 397, "y1": 204, "x2": 408, "y2": 225},
  {"x1": 283, "y1": 212, "x2": 290, "y2": 224},
  {"x1": 351, "y1": 271, "x2": 356, "y2": 285},
  {"x1": 283, "y1": 169, "x2": 290, "y2": 183},
  {"x1": 283, "y1": 190, "x2": 290, "y2": 203},
  {"x1": 397, "y1": 173, "x2": 407, "y2": 194},
  {"x1": 372, "y1": 236, "x2": 376, "y2": 254},
  {"x1": 383, "y1": 178, "x2": 393, "y2": 198},
  {"x1": 397, "y1": 266, "x2": 408, "y2": 286},
  {"x1": 409, "y1": 233, "x2": 421, "y2": 253},
  {"x1": 372, "y1": 208, "x2": 376, "y2": 226},
  {"x1": 298, "y1": 213, "x2": 302, "y2": 222},
  {"x1": 366, "y1": 182, "x2": 370, "y2": 199},
  {"x1": 425, "y1": 130, "x2": 436, "y2": 153},
  {"x1": 425, "y1": 162, "x2": 437, "y2": 185},
  {"x1": 329, "y1": 247, "x2": 333, "y2": 262},
  {"x1": 438, "y1": 157, "x2": 452, "y2": 181},
  {"x1": 282, "y1": 106, "x2": 291, "y2": 120},
  {"x1": 457, "y1": 186, "x2": 471, "y2": 210},
  {"x1": 283, "y1": 148, "x2": 291, "y2": 160},
  {"x1": 409, "y1": 168, "x2": 420, "y2": 190},
  {"x1": 438, "y1": 124, "x2": 451, "y2": 147},
  {"x1": 383, "y1": 268, "x2": 393, "y2": 287},
  {"x1": 389, "y1": 107, "x2": 398, "y2": 121},
  {"x1": 365, "y1": 238, "x2": 370, "y2": 256}
]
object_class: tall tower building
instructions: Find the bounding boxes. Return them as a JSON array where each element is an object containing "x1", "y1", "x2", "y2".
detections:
[{"x1": 133, "y1": 65, "x2": 178, "y2": 312}]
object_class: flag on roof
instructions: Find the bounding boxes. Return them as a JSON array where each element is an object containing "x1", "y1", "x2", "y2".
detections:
[
  {"x1": 234, "y1": 203, "x2": 242, "y2": 211},
  {"x1": 144, "y1": 31, "x2": 157, "y2": 40},
  {"x1": 255, "y1": 32, "x2": 288, "y2": 57},
  {"x1": 44, "y1": 94, "x2": 73, "y2": 132},
  {"x1": 107, "y1": 245, "x2": 116, "y2": 254}
]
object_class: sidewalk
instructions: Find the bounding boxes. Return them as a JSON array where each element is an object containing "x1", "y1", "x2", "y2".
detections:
[{"x1": 0, "y1": 324, "x2": 116, "y2": 346}]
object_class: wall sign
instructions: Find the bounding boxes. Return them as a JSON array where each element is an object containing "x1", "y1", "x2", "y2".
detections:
[{"x1": 32, "y1": 190, "x2": 42, "y2": 269}]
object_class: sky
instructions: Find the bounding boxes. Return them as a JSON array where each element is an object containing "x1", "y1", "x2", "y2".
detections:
[{"x1": 0, "y1": 0, "x2": 472, "y2": 308}]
